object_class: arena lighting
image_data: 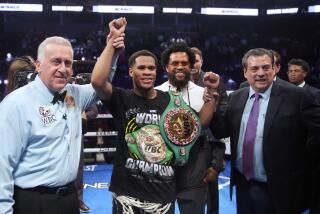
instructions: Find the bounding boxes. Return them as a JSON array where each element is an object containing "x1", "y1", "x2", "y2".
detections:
[
  {"x1": 201, "y1": 7, "x2": 258, "y2": 16},
  {"x1": 4, "y1": 79, "x2": 8, "y2": 85},
  {"x1": 0, "y1": 3, "x2": 43, "y2": 12},
  {"x1": 267, "y1": 8, "x2": 298, "y2": 15},
  {"x1": 308, "y1": 5, "x2": 320, "y2": 13},
  {"x1": 163, "y1": 7, "x2": 192, "y2": 14},
  {"x1": 92, "y1": 5, "x2": 154, "y2": 14},
  {"x1": 52, "y1": 6, "x2": 83, "y2": 12}
]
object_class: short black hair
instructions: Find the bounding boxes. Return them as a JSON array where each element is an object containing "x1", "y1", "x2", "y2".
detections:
[
  {"x1": 128, "y1": 50, "x2": 158, "y2": 68},
  {"x1": 288, "y1": 58, "x2": 310, "y2": 73},
  {"x1": 161, "y1": 42, "x2": 195, "y2": 70}
]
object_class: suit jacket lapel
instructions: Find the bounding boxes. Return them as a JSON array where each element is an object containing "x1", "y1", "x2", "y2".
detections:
[{"x1": 264, "y1": 83, "x2": 282, "y2": 139}]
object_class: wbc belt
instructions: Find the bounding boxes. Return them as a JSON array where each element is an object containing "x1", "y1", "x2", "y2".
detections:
[
  {"x1": 160, "y1": 91, "x2": 202, "y2": 166},
  {"x1": 125, "y1": 125, "x2": 174, "y2": 164}
]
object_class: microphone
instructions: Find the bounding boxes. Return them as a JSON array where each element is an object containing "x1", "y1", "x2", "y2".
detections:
[{"x1": 63, "y1": 113, "x2": 67, "y2": 120}]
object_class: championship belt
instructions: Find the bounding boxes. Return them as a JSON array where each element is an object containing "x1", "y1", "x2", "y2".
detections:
[
  {"x1": 125, "y1": 125, "x2": 173, "y2": 164},
  {"x1": 160, "y1": 91, "x2": 202, "y2": 166}
]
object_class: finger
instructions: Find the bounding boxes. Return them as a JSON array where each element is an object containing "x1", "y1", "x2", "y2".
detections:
[
  {"x1": 113, "y1": 41, "x2": 124, "y2": 47},
  {"x1": 112, "y1": 42, "x2": 124, "y2": 48},
  {"x1": 108, "y1": 19, "x2": 116, "y2": 29},
  {"x1": 113, "y1": 37, "x2": 124, "y2": 43},
  {"x1": 112, "y1": 44, "x2": 125, "y2": 49}
]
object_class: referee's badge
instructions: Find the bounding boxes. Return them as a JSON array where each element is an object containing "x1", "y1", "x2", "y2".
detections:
[{"x1": 39, "y1": 106, "x2": 57, "y2": 125}]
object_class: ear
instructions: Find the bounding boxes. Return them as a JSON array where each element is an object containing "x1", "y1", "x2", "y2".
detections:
[
  {"x1": 129, "y1": 68, "x2": 134, "y2": 77},
  {"x1": 302, "y1": 71, "x2": 307, "y2": 78},
  {"x1": 35, "y1": 60, "x2": 41, "y2": 74},
  {"x1": 165, "y1": 65, "x2": 169, "y2": 73},
  {"x1": 243, "y1": 68, "x2": 248, "y2": 79}
]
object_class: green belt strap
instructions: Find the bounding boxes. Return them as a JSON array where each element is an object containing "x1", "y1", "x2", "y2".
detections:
[{"x1": 160, "y1": 91, "x2": 202, "y2": 166}]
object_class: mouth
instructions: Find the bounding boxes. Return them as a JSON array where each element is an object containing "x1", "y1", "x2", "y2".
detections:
[
  {"x1": 175, "y1": 72, "x2": 186, "y2": 79},
  {"x1": 55, "y1": 76, "x2": 67, "y2": 82},
  {"x1": 254, "y1": 79, "x2": 268, "y2": 85},
  {"x1": 141, "y1": 78, "x2": 154, "y2": 84}
]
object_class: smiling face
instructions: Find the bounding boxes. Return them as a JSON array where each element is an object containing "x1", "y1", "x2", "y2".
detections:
[
  {"x1": 244, "y1": 54, "x2": 275, "y2": 92},
  {"x1": 129, "y1": 55, "x2": 157, "y2": 92},
  {"x1": 36, "y1": 43, "x2": 73, "y2": 92},
  {"x1": 166, "y1": 52, "x2": 191, "y2": 89}
]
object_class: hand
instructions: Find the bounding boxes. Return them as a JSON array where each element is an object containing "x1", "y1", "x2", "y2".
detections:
[
  {"x1": 203, "y1": 71, "x2": 219, "y2": 90},
  {"x1": 203, "y1": 87, "x2": 218, "y2": 103},
  {"x1": 81, "y1": 112, "x2": 87, "y2": 120},
  {"x1": 107, "y1": 33, "x2": 125, "y2": 49},
  {"x1": 203, "y1": 72, "x2": 220, "y2": 102},
  {"x1": 106, "y1": 17, "x2": 127, "y2": 49},
  {"x1": 203, "y1": 167, "x2": 218, "y2": 183}
]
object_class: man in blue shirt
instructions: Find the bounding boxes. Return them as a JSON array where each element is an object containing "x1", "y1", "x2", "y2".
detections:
[{"x1": 0, "y1": 35, "x2": 122, "y2": 214}]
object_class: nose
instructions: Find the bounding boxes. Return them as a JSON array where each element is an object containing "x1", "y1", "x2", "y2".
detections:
[
  {"x1": 144, "y1": 68, "x2": 153, "y2": 74},
  {"x1": 256, "y1": 67, "x2": 266, "y2": 76},
  {"x1": 58, "y1": 62, "x2": 67, "y2": 74}
]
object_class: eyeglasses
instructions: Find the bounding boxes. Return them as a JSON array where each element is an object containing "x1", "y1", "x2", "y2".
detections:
[{"x1": 169, "y1": 61, "x2": 190, "y2": 67}]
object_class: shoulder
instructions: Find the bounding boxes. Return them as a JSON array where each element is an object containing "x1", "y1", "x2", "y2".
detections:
[
  {"x1": 155, "y1": 81, "x2": 169, "y2": 91},
  {"x1": 239, "y1": 81, "x2": 249, "y2": 88},
  {"x1": 0, "y1": 85, "x2": 32, "y2": 114},
  {"x1": 273, "y1": 82, "x2": 312, "y2": 104},
  {"x1": 188, "y1": 81, "x2": 204, "y2": 93},
  {"x1": 275, "y1": 77, "x2": 291, "y2": 86},
  {"x1": 155, "y1": 89, "x2": 169, "y2": 99},
  {"x1": 229, "y1": 87, "x2": 247, "y2": 97},
  {"x1": 304, "y1": 84, "x2": 320, "y2": 92},
  {"x1": 66, "y1": 83, "x2": 95, "y2": 95}
]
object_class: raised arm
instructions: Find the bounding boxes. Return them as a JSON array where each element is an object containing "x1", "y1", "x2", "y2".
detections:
[
  {"x1": 199, "y1": 72, "x2": 220, "y2": 127},
  {"x1": 91, "y1": 17, "x2": 127, "y2": 101}
]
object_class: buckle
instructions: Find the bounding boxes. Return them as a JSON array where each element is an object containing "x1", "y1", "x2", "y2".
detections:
[{"x1": 56, "y1": 186, "x2": 68, "y2": 196}]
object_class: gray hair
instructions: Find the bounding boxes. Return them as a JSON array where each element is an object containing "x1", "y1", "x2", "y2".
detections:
[
  {"x1": 242, "y1": 48, "x2": 274, "y2": 69},
  {"x1": 37, "y1": 36, "x2": 73, "y2": 62}
]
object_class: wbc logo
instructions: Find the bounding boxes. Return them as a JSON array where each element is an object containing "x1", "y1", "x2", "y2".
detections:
[{"x1": 39, "y1": 106, "x2": 57, "y2": 125}]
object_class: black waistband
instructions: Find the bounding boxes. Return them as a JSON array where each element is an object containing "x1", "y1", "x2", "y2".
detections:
[{"x1": 15, "y1": 182, "x2": 74, "y2": 196}]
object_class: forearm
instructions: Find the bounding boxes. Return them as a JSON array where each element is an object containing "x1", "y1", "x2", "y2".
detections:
[
  {"x1": 108, "y1": 53, "x2": 119, "y2": 82},
  {"x1": 92, "y1": 39, "x2": 115, "y2": 87},
  {"x1": 91, "y1": 39, "x2": 115, "y2": 100},
  {"x1": 199, "y1": 99, "x2": 217, "y2": 127},
  {"x1": 0, "y1": 157, "x2": 15, "y2": 214}
]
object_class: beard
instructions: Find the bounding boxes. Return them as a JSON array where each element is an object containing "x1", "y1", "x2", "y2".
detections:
[{"x1": 168, "y1": 71, "x2": 190, "y2": 91}]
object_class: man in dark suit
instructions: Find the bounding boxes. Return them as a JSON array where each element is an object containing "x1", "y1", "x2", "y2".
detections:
[
  {"x1": 287, "y1": 58, "x2": 320, "y2": 102},
  {"x1": 239, "y1": 50, "x2": 289, "y2": 88},
  {"x1": 287, "y1": 58, "x2": 320, "y2": 214},
  {"x1": 211, "y1": 48, "x2": 320, "y2": 214}
]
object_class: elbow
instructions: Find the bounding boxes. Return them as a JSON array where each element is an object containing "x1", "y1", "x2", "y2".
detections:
[{"x1": 91, "y1": 76, "x2": 103, "y2": 89}]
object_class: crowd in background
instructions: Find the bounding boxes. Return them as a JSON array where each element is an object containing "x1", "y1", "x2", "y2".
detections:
[{"x1": 1, "y1": 14, "x2": 320, "y2": 94}]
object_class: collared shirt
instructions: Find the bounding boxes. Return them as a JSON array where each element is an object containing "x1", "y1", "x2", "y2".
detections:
[
  {"x1": 155, "y1": 81, "x2": 204, "y2": 113},
  {"x1": 0, "y1": 76, "x2": 97, "y2": 213},
  {"x1": 236, "y1": 83, "x2": 273, "y2": 182},
  {"x1": 298, "y1": 81, "x2": 306, "y2": 88}
]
